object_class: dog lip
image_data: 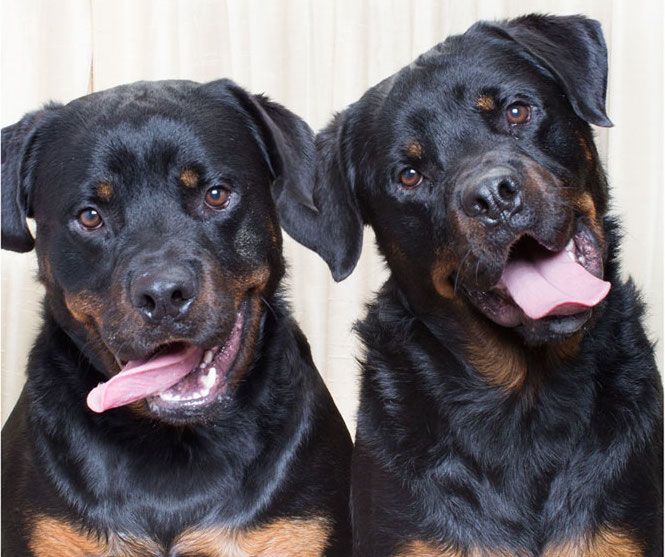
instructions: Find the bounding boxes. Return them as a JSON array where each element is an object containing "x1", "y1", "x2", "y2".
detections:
[
  {"x1": 501, "y1": 231, "x2": 565, "y2": 271},
  {"x1": 145, "y1": 300, "x2": 253, "y2": 417},
  {"x1": 104, "y1": 303, "x2": 252, "y2": 379},
  {"x1": 460, "y1": 218, "x2": 606, "y2": 330}
]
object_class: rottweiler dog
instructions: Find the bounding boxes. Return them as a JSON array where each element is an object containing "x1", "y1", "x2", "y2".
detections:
[
  {"x1": 279, "y1": 14, "x2": 664, "y2": 557},
  {"x1": 1, "y1": 79, "x2": 352, "y2": 556}
]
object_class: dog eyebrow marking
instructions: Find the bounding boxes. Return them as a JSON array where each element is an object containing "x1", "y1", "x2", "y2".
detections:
[
  {"x1": 180, "y1": 168, "x2": 199, "y2": 188},
  {"x1": 95, "y1": 181, "x2": 114, "y2": 201},
  {"x1": 405, "y1": 141, "x2": 424, "y2": 159},
  {"x1": 475, "y1": 95, "x2": 495, "y2": 112}
]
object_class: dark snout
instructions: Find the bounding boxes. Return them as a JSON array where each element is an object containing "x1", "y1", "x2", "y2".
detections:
[
  {"x1": 130, "y1": 264, "x2": 199, "y2": 323},
  {"x1": 458, "y1": 168, "x2": 524, "y2": 226}
]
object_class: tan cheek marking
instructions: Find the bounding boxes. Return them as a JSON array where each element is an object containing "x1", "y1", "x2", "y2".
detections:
[
  {"x1": 227, "y1": 295, "x2": 264, "y2": 389},
  {"x1": 174, "y1": 517, "x2": 332, "y2": 557},
  {"x1": 64, "y1": 291, "x2": 105, "y2": 327},
  {"x1": 29, "y1": 516, "x2": 161, "y2": 557},
  {"x1": 266, "y1": 218, "x2": 280, "y2": 247},
  {"x1": 544, "y1": 527, "x2": 644, "y2": 556},
  {"x1": 95, "y1": 181, "x2": 114, "y2": 201},
  {"x1": 180, "y1": 168, "x2": 199, "y2": 189},
  {"x1": 546, "y1": 332, "x2": 583, "y2": 363},
  {"x1": 475, "y1": 95, "x2": 495, "y2": 112},
  {"x1": 573, "y1": 191, "x2": 604, "y2": 244},
  {"x1": 431, "y1": 253, "x2": 456, "y2": 300},
  {"x1": 405, "y1": 141, "x2": 424, "y2": 159},
  {"x1": 38, "y1": 256, "x2": 54, "y2": 286},
  {"x1": 464, "y1": 316, "x2": 527, "y2": 392},
  {"x1": 578, "y1": 134, "x2": 595, "y2": 163}
]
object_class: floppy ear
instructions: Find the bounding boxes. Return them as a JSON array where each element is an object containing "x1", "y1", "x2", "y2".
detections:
[
  {"x1": 497, "y1": 14, "x2": 612, "y2": 127},
  {"x1": 274, "y1": 111, "x2": 364, "y2": 282},
  {"x1": 213, "y1": 78, "x2": 363, "y2": 281},
  {"x1": 2, "y1": 104, "x2": 61, "y2": 252}
]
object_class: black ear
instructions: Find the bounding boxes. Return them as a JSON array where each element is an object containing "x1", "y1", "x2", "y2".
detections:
[
  {"x1": 2, "y1": 104, "x2": 61, "y2": 252},
  {"x1": 277, "y1": 111, "x2": 364, "y2": 281},
  {"x1": 207, "y1": 79, "x2": 363, "y2": 281},
  {"x1": 496, "y1": 14, "x2": 612, "y2": 127}
]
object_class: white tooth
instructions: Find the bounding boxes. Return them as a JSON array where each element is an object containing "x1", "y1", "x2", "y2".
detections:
[
  {"x1": 160, "y1": 391, "x2": 180, "y2": 402},
  {"x1": 566, "y1": 239, "x2": 574, "y2": 251},
  {"x1": 578, "y1": 255, "x2": 586, "y2": 265},
  {"x1": 203, "y1": 350, "x2": 214, "y2": 364},
  {"x1": 567, "y1": 250, "x2": 576, "y2": 261},
  {"x1": 201, "y1": 367, "x2": 217, "y2": 390},
  {"x1": 199, "y1": 363, "x2": 207, "y2": 369}
]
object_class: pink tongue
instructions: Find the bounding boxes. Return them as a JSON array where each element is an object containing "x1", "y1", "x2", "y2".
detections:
[
  {"x1": 87, "y1": 345, "x2": 203, "y2": 413},
  {"x1": 500, "y1": 248, "x2": 610, "y2": 320}
]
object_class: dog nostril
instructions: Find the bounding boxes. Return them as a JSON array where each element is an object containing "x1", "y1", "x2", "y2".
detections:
[
  {"x1": 141, "y1": 294, "x2": 156, "y2": 312},
  {"x1": 474, "y1": 196, "x2": 490, "y2": 215},
  {"x1": 497, "y1": 180, "x2": 516, "y2": 200},
  {"x1": 171, "y1": 289, "x2": 184, "y2": 304}
]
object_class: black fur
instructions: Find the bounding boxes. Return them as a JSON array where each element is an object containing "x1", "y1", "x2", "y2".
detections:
[
  {"x1": 285, "y1": 14, "x2": 663, "y2": 556},
  {"x1": 1, "y1": 79, "x2": 351, "y2": 555}
]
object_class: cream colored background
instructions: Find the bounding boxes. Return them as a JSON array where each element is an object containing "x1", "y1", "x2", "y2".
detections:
[{"x1": 1, "y1": 0, "x2": 662, "y2": 429}]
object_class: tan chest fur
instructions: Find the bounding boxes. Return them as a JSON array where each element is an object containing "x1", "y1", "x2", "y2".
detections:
[{"x1": 29, "y1": 515, "x2": 331, "y2": 557}]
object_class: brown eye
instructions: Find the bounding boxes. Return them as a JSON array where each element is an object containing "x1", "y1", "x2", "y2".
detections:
[
  {"x1": 506, "y1": 103, "x2": 531, "y2": 125},
  {"x1": 78, "y1": 208, "x2": 103, "y2": 229},
  {"x1": 205, "y1": 186, "x2": 230, "y2": 208},
  {"x1": 399, "y1": 167, "x2": 423, "y2": 188}
]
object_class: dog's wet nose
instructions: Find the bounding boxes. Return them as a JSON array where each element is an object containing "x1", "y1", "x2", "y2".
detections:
[
  {"x1": 130, "y1": 267, "x2": 198, "y2": 322},
  {"x1": 461, "y1": 172, "x2": 522, "y2": 223}
]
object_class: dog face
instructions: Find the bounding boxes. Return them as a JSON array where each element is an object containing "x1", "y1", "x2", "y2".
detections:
[
  {"x1": 283, "y1": 15, "x2": 613, "y2": 345},
  {"x1": 1, "y1": 80, "x2": 314, "y2": 423}
]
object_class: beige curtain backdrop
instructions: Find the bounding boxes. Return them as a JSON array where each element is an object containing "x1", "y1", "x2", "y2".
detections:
[{"x1": 1, "y1": 0, "x2": 662, "y2": 429}]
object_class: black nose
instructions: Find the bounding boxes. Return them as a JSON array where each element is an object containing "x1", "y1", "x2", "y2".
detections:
[
  {"x1": 461, "y1": 173, "x2": 522, "y2": 223},
  {"x1": 130, "y1": 267, "x2": 197, "y2": 322}
]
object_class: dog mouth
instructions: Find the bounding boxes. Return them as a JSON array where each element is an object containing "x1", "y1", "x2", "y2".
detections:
[
  {"x1": 464, "y1": 220, "x2": 610, "y2": 331},
  {"x1": 87, "y1": 311, "x2": 245, "y2": 414}
]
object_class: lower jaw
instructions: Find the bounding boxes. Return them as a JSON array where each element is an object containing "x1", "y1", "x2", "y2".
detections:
[
  {"x1": 144, "y1": 305, "x2": 255, "y2": 419},
  {"x1": 466, "y1": 290, "x2": 592, "y2": 343},
  {"x1": 514, "y1": 310, "x2": 591, "y2": 344}
]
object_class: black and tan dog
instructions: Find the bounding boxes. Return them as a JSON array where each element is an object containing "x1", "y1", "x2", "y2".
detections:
[
  {"x1": 1, "y1": 79, "x2": 352, "y2": 555},
  {"x1": 280, "y1": 15, "x2": 663, "y2": 557}
]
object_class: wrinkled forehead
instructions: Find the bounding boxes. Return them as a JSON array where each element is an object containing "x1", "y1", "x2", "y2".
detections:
[
  {"x1": 37, "y1": 105, "x2": 268, "y2": 202},
  {"x1": 380, "y1": 36, "x2": 557, "y2": 131},
  {"x1": 91, "y1": 117, "x2": 209, "y2": 178}
]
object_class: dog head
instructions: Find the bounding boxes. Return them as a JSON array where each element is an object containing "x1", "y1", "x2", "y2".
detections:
[
  {"x1": 2, "y1": 79, "x2": 314, "y2": 423},
  {"x1": 283, "y1": 14, "x2": 613, "y2": 346}
]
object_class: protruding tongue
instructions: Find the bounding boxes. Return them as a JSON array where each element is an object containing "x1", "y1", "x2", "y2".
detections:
[
  {"x1": 87, "y1": 345, "x2": 203, "y2": 413},
  {"x1": 500, "y1": 247, "x2": 610, "y2": 320}
]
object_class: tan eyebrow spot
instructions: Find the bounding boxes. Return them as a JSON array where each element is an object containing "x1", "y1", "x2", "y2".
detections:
[
  {"x1": 405, "y1": 141, "x2": 424, "y2": 159},
  {"x1": 475, "y1": 95, "x2": 495, "y2": 112},
  {"x1": 95, "y1": 181, "x2": 113, "y2": 201},
  {"x1": 180, "y1": 168, "x2": 199, "y2": 189}
]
